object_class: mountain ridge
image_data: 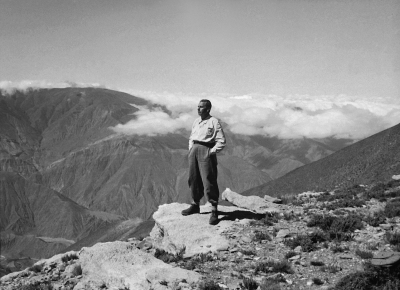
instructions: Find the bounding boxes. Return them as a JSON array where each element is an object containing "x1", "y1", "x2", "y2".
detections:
[{"x1": 242, "y1": 121, "x2": 400, "y2": 197}]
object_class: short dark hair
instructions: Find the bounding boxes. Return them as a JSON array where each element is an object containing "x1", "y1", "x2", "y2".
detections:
[{"x1": 200, "y1": 99, "x2": 212, "y2": 109}]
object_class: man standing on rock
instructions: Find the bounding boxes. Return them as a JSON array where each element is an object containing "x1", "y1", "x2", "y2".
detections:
[{"x1": 182, "y1": 99, "x2": 226, "y2": 225}]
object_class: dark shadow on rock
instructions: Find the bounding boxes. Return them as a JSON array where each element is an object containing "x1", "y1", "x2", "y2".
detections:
[{"x1": 200, "y1": 210, "x2": 266, "y2": 221}]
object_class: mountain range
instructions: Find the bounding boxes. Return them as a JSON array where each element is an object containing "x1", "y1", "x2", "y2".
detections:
[
  {"x1": 0, "y1": 87, "x2": 351, "y2": 265},
  {"x1": 243, "y1": 121, "x2": 400, "y2": 197}
]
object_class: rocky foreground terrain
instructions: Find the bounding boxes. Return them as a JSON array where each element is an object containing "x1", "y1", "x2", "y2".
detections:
[{"x1": 1, "y1": 180, "x2": 400, "y2": 290}]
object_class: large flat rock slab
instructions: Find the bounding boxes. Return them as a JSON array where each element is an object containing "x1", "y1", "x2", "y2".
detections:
[
  {"x1": 150, "y1": 203, "x2": 260, "y2": 257},
  {"x1": 222, "y1": 188, "x2": 287, "y2": 214},
  {"x1": 75, "y1": 241, "x2": 201, "y2": 290}
]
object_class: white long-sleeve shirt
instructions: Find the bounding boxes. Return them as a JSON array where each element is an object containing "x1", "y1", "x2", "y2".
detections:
[{"x1": 189, "y1": 116, "x2": 226, "y2": 154}]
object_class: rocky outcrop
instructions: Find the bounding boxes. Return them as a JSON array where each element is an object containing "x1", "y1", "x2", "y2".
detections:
[
  {"x1": 150, "y1": 203, "x2": 247, "y2": 257},
  {"x1": 0, "y1": 242, "x2": 201, "y2": 290},
  {"x1": 76, "y1": 242, "x2": 201, "y2": 289},
  {"x1": 222, "y1": 188, "x2": 287, "y2": 214}
]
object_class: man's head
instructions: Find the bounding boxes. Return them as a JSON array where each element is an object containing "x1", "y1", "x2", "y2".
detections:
[{"x1": 198, "y1": 99, "x2": 212, "y2": 119}]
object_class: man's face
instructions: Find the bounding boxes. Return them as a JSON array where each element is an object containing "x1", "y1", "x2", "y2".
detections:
[{"x1": 198, "y1": 102, "x2": 210, "y2": 117}]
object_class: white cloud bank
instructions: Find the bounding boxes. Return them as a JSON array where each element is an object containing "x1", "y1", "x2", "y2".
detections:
[
  {"x1": 117, "y1": 90, "x2": 400, "y2": 140},
  {"x1": 0, "y1": 80, "x2": 102, "y2": 94},
  {"x1": 113, "y1": 106, "x2": 193, "y2": 136},
  {"x1": 1, "y1": 81, "x2": 399, "y2": 140}
]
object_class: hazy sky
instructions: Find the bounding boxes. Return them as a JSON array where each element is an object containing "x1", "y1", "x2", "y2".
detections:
[{"x1": 1, "y1": 0, "x2": 400, "y2": 139}]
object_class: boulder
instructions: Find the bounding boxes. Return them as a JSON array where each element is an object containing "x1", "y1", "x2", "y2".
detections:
[
  {"x1": 371, "y1": 251, "x2": 400, "y2": 267},
  {"x1": 150, "y1": 203, "x2": 236, "y2": 257},
  {"x1": 75, "y1": 241, "x2": 201, "y2": 290},
  {"x1": 222, "y1": 188, "x2": 287, "y2": 214}
]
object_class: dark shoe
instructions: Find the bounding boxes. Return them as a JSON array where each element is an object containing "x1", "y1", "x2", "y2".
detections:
[
  {"x1": 181, "y1": 204, "x2": 200, "y2": 216},
  {"x1": 209, "y1": 211, "x2": 218, "y2": 225}
]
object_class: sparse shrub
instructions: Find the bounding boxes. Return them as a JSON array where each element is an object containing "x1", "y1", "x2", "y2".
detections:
[
  {"x1": 364, "y1": 210, "x2": 386, "y2": 227},
  {"x1": 254, "y1": 259, "x2": 293, "y2": 274},
  {"x1": 278, "y1": 194, "x2": 301, "y2": 206},
  {"x1": 241, "y1": 249, "x2": 256, "y2": 256},
  {"x1": 385, "y1": 201, "x2": 400, "y2": 218},
  {"x1": 242, "y1": 277, "x2": 258, "y2": 290},
  {"x1": 283, "y1": 234, "x2": 317, "y2": 252},
  {"x1": 313, "y1": 277, "x2": 324, "y2": 285},
  {"x1": 325, "y1": 198, "x2": 366, "y2": 211},
  {"x1": 321, "y1": 264, "x2": 340, "y2": 273},
  {"x1": 183, "y1": 259, "x2": 199, "y2": 270},
  {"x1": 29, "y1": 264, "x2": 43, "y2": 273},
  {"x1": 284, "y1": 251, "x2": 297, "y2": 259},
  {"x1": 331, "y1": 262, "x2": 400, "y2": 290},
  {"x1": 19, "y1": 281, "x2": 54, "y2": 290},
  {"x1": 193, "y1": 252, "x2": 214, "y2": 263},
  {"x1": 330, "y1": 244, "x2": 349, "y2": 253},
  {"x1": 385, "y1": 231, "x2": 400, "y2": 251},
  {"x1": 310, "y1": 260, "x2": 325, "y2": 266},
  {"x1": 198, "y1": 279, "x2": 223, "y2": 290},
  {"x1": 253, "y1": 231, "x2": 272, "y2": 242},
  {"x1": 355, "y1": 249, "x2": 373, "y2": 259},
  {"x1": 282, "y1": 211, "x2": 294, "y2": 221},
  {"x1": 61, "y1": 253, "x2": 79, "y2": 263},
  {"x1": 159, "y1": 280, "x2": 168, "y2": 286},
  {"x1": 307, "y1": 214, "x2": 362, "y2": 242},
  {"x1": 259, "y1": 279, "x2": 281, "y2": 290},
  {"x1": 154, "y1": 248, "x2": 185, "y2": 263}
]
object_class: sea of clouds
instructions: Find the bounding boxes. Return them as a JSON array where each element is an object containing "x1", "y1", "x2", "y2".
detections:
[
  {"x1": 1, "y1": 80, "x2": 400, "y2": 140},
  {"x1": 116, "y1": 90, "x2": 400, "y2": 140}
]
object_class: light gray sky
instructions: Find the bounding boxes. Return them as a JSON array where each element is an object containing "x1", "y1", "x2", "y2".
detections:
[
  {"x1": 1, "y1": 0, "x2": 400, "y2": 139},
  {"x1": 1, "y1": 0, "x2": 399, "y2": 98}
]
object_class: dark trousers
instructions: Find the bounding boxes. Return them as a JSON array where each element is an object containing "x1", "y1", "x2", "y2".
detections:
[{"x1": 188, "y1": 143, "x2": 219, "y2": 205}]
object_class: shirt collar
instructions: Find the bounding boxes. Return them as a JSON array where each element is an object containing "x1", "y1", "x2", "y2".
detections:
[{"x1": 198, "y1": 115, "x2": 212, "y2": 123}]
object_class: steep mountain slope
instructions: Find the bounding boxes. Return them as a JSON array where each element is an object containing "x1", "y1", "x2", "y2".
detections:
[
  {"x1": 242, "y1": 122, "x2": 400, "y2": 197},
  {"x1": 0, "y1": 87, "x2": 347, "y2": 264},
  {"x1": 0, "y1": 172, "x2": 126, "y2": 259},
  {"x1": 0, "y1": 88, "x2": 272, "y2": 262}
]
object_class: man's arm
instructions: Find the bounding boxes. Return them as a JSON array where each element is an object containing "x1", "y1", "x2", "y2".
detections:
[
  {"x1": 210, "y1": 120, "x2": 226, "y2": 154},
  {"x1": 188, "y1": 120, "x2": 195, "y2": 151}
]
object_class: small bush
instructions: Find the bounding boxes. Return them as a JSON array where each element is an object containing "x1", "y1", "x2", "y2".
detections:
[
  {"x1": 253, "y1": 231, "x2": 272, "y2": 242},
  {"x1": 355, "y1": 249, "x2": 373, "y2": 259},
  {"x1": 259, "y1": 279, "x2": 281, "y2": 290},
  {"x1": 154, "y1": 248, "x2": 184, "y2": 263},
  {"x1": 254, "y1": 259, "x2": 293, "y2": 274},
  {"x1": 242, "y1": 277, "x2": 258, "y2": 290},
  {"x1": 241, "y1": 249, "x2": 256, "y2": 256},
  {"x1": 307, "y1": 214, "x2": 362, "y2": 242},
  {"x1": 385, "y1": 231, "x2": 400, "y2": 251},
  {"x1": 330, "y1": 244, "x2": 349, "y2": 253},
  {"x1": 283, "y1": 234, "x2": 317, "y2": 252},
  {"x1": 19, "y1": 281, "x2": 54, "y2": 290},
  {"x1": 364, "y1": 211, "x2": 386, "y2": 227},
  {"x1": 331, "y1": 262, "x2": 400, "y2": 290},
  {"x1": 61, "y1": 253, "x2": 79, "y2": 263},
  {"x1": 194, "y1": 252, "x2": 214, "y2": 263},
  {"x1": 385, "y1": 201, "x2": 400, "y2": 218},
  {"x1": 325, "y1": 198, "x2": 366, "y2": 211},
  {"x1": 198, "y1": 279, "x2": 223, "y2": 290},
  {"x1": 183, "y1": 259, "x2": 199, "y2": 270}
]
